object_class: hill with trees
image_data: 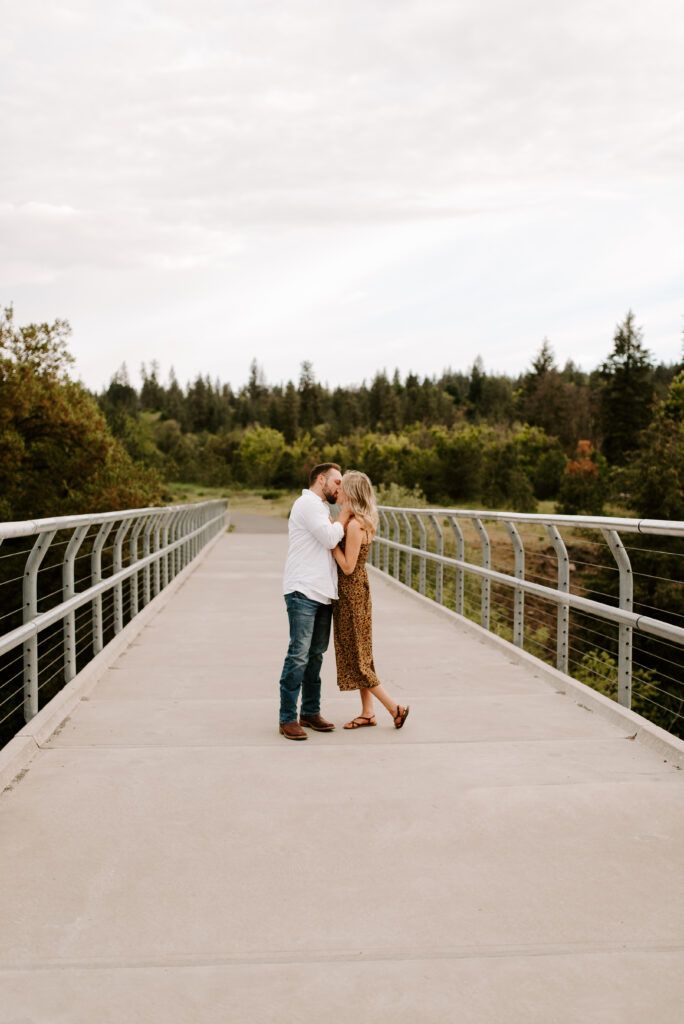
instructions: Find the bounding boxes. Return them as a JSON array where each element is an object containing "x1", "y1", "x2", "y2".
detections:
[{"x1": 95, "y1": 311, "x2": 683, "y2": 519}]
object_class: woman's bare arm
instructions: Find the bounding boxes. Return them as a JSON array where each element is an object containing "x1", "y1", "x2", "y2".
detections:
[{"x1": 332, "y1": 519, "x2": 364, "y2": 575}]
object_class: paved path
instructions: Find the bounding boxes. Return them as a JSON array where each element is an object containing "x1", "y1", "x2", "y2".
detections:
[
  {"x1": 229, "y1": 511, "x2": 289, "y2": 533},
  {"x1": 1, "y1": 532, "x2": 682, "y2": 1022}
]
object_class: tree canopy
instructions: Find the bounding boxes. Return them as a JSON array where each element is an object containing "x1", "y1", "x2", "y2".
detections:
[{"x1": 0, "y1": 306, "x2": 162, "y2": 520}]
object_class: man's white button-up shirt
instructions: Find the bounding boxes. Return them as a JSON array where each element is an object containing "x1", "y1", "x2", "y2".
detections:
[{"x1": 282, "y1": 489, "x2": 345, "y2": 604}]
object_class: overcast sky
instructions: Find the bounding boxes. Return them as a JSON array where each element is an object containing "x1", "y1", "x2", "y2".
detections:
[{"x1": 2, "y1": 0, "x2": 684, "y2": 392}]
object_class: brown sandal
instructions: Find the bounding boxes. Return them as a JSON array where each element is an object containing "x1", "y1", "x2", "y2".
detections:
[
  {"x1": 344, "y1": 715, "x2": 377, "y2": 729},
  {"x1": 393, "y1": 705, "x2": 410, "y2": 729}
]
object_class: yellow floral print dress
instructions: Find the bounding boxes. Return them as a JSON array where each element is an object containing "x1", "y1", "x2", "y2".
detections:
[{"x1": 333, "y1": 533, "x2": 380, "y2": 690}]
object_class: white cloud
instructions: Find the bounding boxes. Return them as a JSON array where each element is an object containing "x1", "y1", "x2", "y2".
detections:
[{"x1": 2, "y1": 1, "x2": 683, "y2": 387}]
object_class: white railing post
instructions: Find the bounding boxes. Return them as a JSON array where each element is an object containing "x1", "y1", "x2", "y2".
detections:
[
  {"x1": 63, "y1": 525, "x2": 89, "y2": 682},
  {"x1": 414, "y1": 513, "x2": 427, "y2": 596},
  {"x1": 603, "y1": 529, "x2": 633, "y2": 708},
  {"x1": 428, "y1": 514, "x2": 444, "y2": 605},
  {"x1": 91, "y1": 522, "x2": 114, "y2": 655},
  {"x1": 152, "y1": 515, "x2": 164, "y2": 597},
  {"x1": 447, "y1": 515, "x2": 465, "y2": 615},
  {"x1": 378, "y1": 510, "x2": 390, "y2": 573},
  {"x1": 504, "y1": 520, "x2": 525, "y2": 647},
  {"x1": 23, "y1": 531, "x2": 57, "y2": 720},
  {"x1": 400, "y1": 512, "x2": 413, "y2": 586},
  {"x1": 113, "y1": 519, "x2": 132, "y2": 635},
  {"x1": 128, "y1": 516, "x2": 147, "y2": 618},
  {"x1": 545, "y1": 525, "x2": 569, "y2": 674},
  {"x1": 471, "y1": 518, "x2": 491, "y2": 629},
  {"x1": 388, "y1": 511, "x2": 401, "y2": 579},
  {"x1": 142, "y1": 515, "x2": 156, "y2": 607}
]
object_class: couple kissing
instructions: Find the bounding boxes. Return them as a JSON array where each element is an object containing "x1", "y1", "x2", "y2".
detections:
[{"x1": 278, "y1": 462, "x2": 409, "y2": 740}]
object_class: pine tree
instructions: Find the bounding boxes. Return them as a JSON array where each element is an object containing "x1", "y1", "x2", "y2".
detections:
[
  {"x1": 298, "y1": 361, "x2": 319, "y2": 432},
  {"x1": 281, "y1": 381, "x2": 300, "y2": 444},
  {"x1": 599, "y1": 311, "x2": 654, "y2": 463}
]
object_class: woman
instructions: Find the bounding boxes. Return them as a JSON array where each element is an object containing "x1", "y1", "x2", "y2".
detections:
[{"x1": 332, "y1": 471, "x2": 409, "y2": 730}]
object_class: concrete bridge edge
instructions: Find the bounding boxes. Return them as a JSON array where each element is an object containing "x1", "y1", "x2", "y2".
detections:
[
  {"x1": 368, "y1": 565, "x2": 684, "y2": 769},
  {"x1": 0, "y1": 525, "x2": 228, "y2": 793}
]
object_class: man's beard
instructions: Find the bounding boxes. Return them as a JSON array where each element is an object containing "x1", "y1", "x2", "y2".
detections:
[{"x1": 323, "y1": 488, "x2": 338, "y2": 505}]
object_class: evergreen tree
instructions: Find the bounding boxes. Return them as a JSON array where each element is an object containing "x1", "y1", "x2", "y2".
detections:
[
  {"x1": 100, "y1": 363, "x2": 139, "y2": 421},
  {"x1": 281, "y1": 381, "x2": 300, "y2": 444},
  {"x1": 624, "y1": 371, "x2": 684, "y2": 520},
  {"x1": 298, "y1": 361, "x2": 319, "y2": 432},
  {"x1": 519, "y1": 341, "x2": 594, "y2": 450},
  {"x1": 368, "y1": 371, "x2": 401, "y2": 431},
  {"x1": 163, "y1": 368, "x2": 188, "y2": 427},
  {"x1": 140, "y1": 361, "x2": 164, "y2": 411},
  {"x1": 467, "y1": 356, "x2": 485, "y2": 419},
  {"x1": 599, "y1": 311, "x2": 654, "y2": 463}
]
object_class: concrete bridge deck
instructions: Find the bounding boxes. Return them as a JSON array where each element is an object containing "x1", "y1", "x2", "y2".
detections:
[{"x1": 1, "y1": 528, "x2": 683, "y2": 1022}]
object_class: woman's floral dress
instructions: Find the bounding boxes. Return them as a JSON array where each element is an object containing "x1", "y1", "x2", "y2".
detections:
[{"x1": 333, "y1": 533, "x2": 380, "y2": 690}]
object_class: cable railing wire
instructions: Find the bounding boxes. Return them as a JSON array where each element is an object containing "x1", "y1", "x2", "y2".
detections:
[
  {"x1": 0, "y1": 499, "x2": 228, "y2": 749},
  {"x1": 374, "y1": 504, "x2": 684, "y2": 740}
]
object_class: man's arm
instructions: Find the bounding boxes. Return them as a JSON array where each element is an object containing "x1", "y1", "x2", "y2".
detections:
[{"x1": 301, "y1": 499, "x2": 346, "y2": 549}]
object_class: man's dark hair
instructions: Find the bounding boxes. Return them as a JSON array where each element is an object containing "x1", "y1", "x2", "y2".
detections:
[{"x1": 309, "y1": 462, "x2": 341, "y2": 487}]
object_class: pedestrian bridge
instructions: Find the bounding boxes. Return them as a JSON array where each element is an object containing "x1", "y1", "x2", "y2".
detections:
[{"x1": 1, "y1": 519, "x2": 682, "y2": 1022}]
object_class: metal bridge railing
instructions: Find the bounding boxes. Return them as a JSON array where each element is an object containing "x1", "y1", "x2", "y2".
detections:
[
  {"x1": 372, "y1": 506, "x2": 684, "y2": 733},
  {"x1": 0, "y1": 500, "x2": 228, "y2": 742}
]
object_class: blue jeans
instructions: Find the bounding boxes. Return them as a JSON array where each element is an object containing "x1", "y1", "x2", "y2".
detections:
[{"x1": 279, "y1": 591, "x2": 333, "y2": 725}]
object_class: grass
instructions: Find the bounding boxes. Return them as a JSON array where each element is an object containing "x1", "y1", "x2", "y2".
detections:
[
  {"x1": 164, "y1": 483, "x2": 299, "y2": 518},
  {"x1": 164, "y1": 483, "x2": 636, "y2": 528}
]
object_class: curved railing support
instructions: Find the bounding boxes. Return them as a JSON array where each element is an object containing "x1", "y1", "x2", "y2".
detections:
[
  {"x1": 370, "y1": 503, "x2": 684, "y2": 728},
  {"x1": 545, "y1": 525, "x2": 569, "y2": 674},
  {"x1": 603, "y1": 528, "x2": 634, "y2": 708},
  {"x1": 62, "y1": 525, "x2": 89, "y2": 683},
  {"x1": 400, "y1": 512, "x2": 413, "y2": 587},
  {"x1": 413, "y1": 513, "x2": 427, "y2": 596},
  {"x1": 428, "y1": 514, "x2": 444, "y2": 605},
  {"x1": 471, "y1": 518, "x2": 490, "y2": 629},
  {"x1": 388, "y1": 511, "x2": 401, "y2": 580},
  {"x1": 0, "y1": 499, "x2": 228, "y2": 727},
  {"x1": 23, "y1": 531, "x2": 57, "y2": 719},
  {"x1": 446, "y1": 515, "x2": 465, "y2": 615},
  {"x1": 504, "y1": 520, "x2": 525, "y2": 648}
]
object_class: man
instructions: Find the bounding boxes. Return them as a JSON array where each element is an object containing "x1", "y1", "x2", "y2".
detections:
[{"x1": 278, "y1": 462, "x2": 350, "y2": 740}]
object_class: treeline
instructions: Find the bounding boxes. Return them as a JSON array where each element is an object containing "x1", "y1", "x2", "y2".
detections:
[
  {"x1": 97, "y1": 311, "x2": 684, "y2": 518},
  {"x1": 2, "y1": 302, "x2": 684, "y2": 522}
]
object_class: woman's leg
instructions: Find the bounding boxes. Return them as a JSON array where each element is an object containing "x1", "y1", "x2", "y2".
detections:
[
  {"x1": 368, "y1": 684, "x2": 400, "y2": 718},
  {"x1": 360, "y1": 687, "x2": 375, "y2": 717},
  {"x1": 348, "y1": 685, "x2": 408, "y2": 728}
]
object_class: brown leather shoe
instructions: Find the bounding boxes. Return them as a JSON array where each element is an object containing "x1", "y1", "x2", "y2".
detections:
[
  {"x1": 279, "y1": 721, "x2": 308, "y2": 741},
  {"x1": 299, "y1": 713, "x2": 335, "y2": 732}
]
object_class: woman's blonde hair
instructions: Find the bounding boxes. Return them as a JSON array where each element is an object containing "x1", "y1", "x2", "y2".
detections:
[{"x1": 341, "y1": 471, "x2": 378, "y2": 537}]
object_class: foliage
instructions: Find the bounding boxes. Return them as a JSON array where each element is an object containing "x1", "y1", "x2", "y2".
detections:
[
  {"x1": 621, "y1": 371, "x2": 684, "y2": 520},
  {"x1": 0, "y1": 306, "x2": 162, "y2": 520},
  {"x1": 236, "y1": 427, "x2": 286, "y2": 487},
  {"x1": 373, "y1": 481, "x2": 428, "y2": 508},
  {"x1": 572, "y1": 648, "x2": 679, "y2": 732},
  {"x1": 517, "y1": 340, "x2": 596, "y2": 452},
  {"x1": 599, "y1": 310, "x2": 655, "y2": 464},
  {"x1": 557, "y1": 440, "x2": 609, "y2": 515}
]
